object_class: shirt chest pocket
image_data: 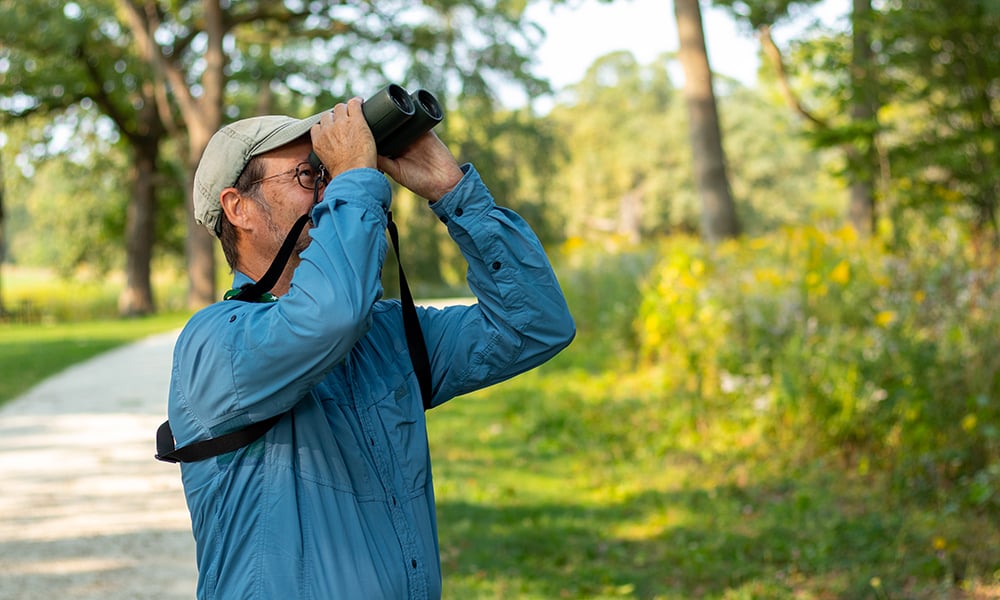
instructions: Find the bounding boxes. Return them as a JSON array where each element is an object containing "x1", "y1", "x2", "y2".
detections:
[
  {"x1": 293, "y1": 363, "x2": 427, "y2": 499},
  {"x1": 284, "y1": 393, "x2": 381, "y2": 499},
  {"x1": 368, "y1": 373, "x2": 430, "y2": 492}
]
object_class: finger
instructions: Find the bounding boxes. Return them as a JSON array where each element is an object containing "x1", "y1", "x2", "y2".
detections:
[
  {"x1": 318, "y1": 106, "x2": 337, "y2": 126},
  {"x1": 331, "y1": 102, "x2": 349, "y2": 119},
  {"x1": 344, "y1": 96, "x2": 363, "y2": 118}
]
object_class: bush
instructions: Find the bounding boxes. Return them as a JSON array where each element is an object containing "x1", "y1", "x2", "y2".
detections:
[{"x1": 635, "y1": 226, "x2": 1000, "y2": 510}]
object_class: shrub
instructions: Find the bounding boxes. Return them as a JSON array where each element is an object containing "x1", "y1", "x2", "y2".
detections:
[{"x1": 636, "y1": 227, "x2": 1000, "y2": 509}]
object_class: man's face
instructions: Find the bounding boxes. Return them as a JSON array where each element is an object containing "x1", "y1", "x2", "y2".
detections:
[{"x1": 249, "y1": 140, "x2": 324, "y2": 258}]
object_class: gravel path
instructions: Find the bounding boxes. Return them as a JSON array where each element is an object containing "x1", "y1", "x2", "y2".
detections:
[{"x1": 0, "y1": 330, "x2": 197, "y2": 600}]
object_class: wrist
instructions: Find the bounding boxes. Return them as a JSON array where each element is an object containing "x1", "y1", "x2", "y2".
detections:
[{"x1": 428, "y1": 166, "x2": 465, "y2": 203}]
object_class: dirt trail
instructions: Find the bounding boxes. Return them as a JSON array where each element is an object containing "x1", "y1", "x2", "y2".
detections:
[{"x1": 0, "y1": 330, "x2": 197, "y2": 600}]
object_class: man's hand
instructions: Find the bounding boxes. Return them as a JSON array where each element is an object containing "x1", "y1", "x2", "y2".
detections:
[
  {"x1": 311, "y1": 97, "x2": 377, "y2": 178},
  {"x1": 377, "y1": 131, "x2": 464, "y2": 203}
]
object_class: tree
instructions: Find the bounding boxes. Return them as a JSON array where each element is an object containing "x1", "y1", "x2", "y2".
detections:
[
  {"x1": 116, "y1": 0, "x2": 224, "y2": 308},
  {"x1": 0, "y1": 0, "x2": 169, "y2": 315},
  {"x1": 548, "y1": 51, "x2": 692, "y2": 240},
  {"x1": 877, "y1": 0, "x2": 1000, "y2": 247},
  {"x1": 717, "y1": 0, "x2": 882, "y2": 236},
  {"x1": 3, "y1": 0, "x2": 555, "y2": 309},
  {"x1": 748, "y1": 0, "x2": 999, "y2": 244},
  {"x1": 845, "y1": 0, "x2": 877, "y2": 235},
  {"x1": 545, "y1": 50, "x2": 838, "y2": 242},
  {"x1": 673, "y1": 0, "x2": 740, "y2": 242}
]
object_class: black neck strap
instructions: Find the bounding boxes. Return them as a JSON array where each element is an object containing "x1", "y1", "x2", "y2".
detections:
[
  {"x1": 387, "y1": 210, "x2": 433, "y2": 409},
  {"x1": 227, "y1": 212, "x2": 313, "y2": 302}
]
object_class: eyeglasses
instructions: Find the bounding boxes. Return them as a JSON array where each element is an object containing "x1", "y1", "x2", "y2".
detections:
[{"x1": 248, "y1": 161, "x2": 325, "y2": 191}]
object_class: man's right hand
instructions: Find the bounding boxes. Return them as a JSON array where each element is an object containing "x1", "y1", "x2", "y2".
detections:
[{"x1": 311, "y1": 97, "x2": 377, "y2": 178}]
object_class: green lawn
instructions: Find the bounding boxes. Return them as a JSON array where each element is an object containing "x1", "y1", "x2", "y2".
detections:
[
  {"x1": 0, "y1": 312, "x2": 190, "y2": 405},
  {"x1": 428, "y1": 358, "x2": 1000, "y2": 599}
]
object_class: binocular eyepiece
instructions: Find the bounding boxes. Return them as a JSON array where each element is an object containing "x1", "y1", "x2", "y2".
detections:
[{"x1": 308, "y1": 83, "x2": 444, "y2": 174}]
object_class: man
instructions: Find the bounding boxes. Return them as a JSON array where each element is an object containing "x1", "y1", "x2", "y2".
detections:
[{"x1": 164, "y1": 96, "x2": 575, "y2": 599}]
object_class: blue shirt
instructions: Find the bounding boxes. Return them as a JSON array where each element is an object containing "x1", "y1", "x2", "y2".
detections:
[{"x1": 167, "y1": 165, "x2": 575, "y2": 599}]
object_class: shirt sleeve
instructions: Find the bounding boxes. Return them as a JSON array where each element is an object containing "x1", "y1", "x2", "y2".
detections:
[
  {"x1": 169, "y1": 168, "x2": 391, "y2": 441},
  {"x1": 419, "y1": 164, "x2": 576, "y2": 406}
]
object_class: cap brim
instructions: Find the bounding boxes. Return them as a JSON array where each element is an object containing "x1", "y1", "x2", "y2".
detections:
[{"x1": 249, "y1": 110, "x2": 325, "y2": 158}]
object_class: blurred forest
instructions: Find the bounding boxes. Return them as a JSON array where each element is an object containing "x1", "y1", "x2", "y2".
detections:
[{"x1": 1, "y1": 0, "x2": 999, "y2": 595}]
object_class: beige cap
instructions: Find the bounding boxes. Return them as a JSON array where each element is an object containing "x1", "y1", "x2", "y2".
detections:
[{"x1": 193, "y1": 112, "x2": 324, "y2": 237}]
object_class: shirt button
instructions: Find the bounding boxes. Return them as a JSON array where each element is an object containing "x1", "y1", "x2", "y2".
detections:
[
  {"x1": 491, "y1": 261, "x2": 502, "y2": 270},
  {"x1": 411, "y1": 559, "x2": 418, "y2": 569},
  {"x1": 454, "y1": 207, "x2": 464, "y2": 217}
]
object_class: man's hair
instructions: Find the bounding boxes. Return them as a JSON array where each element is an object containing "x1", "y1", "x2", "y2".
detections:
[{"x1": 219, "y1": 156, "x2": 267, "y2": 271}]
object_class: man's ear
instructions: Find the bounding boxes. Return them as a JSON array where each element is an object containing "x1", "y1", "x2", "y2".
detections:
[{"x1": 220, "y1": 188, "x2": 253, "y2": 231}]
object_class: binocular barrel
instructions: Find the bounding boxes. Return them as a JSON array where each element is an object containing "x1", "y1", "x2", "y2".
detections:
[
  {"x1": 308, "y1": 83, "x2": 444, "y2": 174},
  {"x1": 363, "y1": 84, "x2": 444, "y2": 158}
]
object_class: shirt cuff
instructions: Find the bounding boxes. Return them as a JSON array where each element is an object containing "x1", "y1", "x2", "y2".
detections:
[{"x1": 430, "y1": 164, "x2": 494, "y2": 225}]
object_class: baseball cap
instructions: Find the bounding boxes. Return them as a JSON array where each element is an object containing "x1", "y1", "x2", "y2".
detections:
[{"x1": 193, "y1": 112, "x2": 325, "y2": 237}]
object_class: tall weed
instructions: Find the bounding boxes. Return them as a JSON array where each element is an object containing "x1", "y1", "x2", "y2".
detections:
[
  {"x1": 553, "y1": 236, "x2": 658, "y2": 372},
  {"x1": 636, "y1": 227, "x2": 1000, "y2": 512}
]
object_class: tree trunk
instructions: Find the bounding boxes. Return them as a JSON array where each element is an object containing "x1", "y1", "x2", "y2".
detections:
[
  {"x1": 118, "y1": 140, "x2": 158, "y2": 316},
  {"x1": 673, "y1": 0, "x2": 740, "y2": 242},
  {"x1": 182, "y1": 0, "x2": 227, "y2": 308},
  {"x1": 848, "y1": 0, "x2": 877, "y2": 235},
  {"x1": 185, "y1": 137, "x2": 217, "y2": 309}
]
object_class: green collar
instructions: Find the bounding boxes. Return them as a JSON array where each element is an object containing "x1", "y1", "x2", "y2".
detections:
[{"x1": 223, "y1": 288, "x2": 278, "y2": 303}]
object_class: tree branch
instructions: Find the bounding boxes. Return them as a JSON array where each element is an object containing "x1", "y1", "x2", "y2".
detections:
[
  {"x1": 757, "y1": 24, "x2": 828, "y2": 129},
  {"x1": 75, "y1": 44, "x2": 134, "y2": 141}
]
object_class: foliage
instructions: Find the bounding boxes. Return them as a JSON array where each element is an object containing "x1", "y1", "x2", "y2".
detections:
[
  {"x1": 0, "y1": 263, "x2": 190, "y2": 323},
  {"x1": 636, "y1": 226, "x2": 1000, "y2": 514},
  {"x1": 712, "y1": 0, "x2": 825, "y2": 31},
  {"x1": 549, "y1": 51, "x2": 692, "y2": 240},
  {"x1": 2, "y1": 109, "x2": 134, "y2": 274},
  {"x1": 876, "y1": 0, "x2": 1000, "y2": 242},
  {"x1": 771, "y1": 0, "x2": 1000, "y2": 242},
  {"x1": 719, "y1": 85, "x2": 843, "y2": 231},
  {"x1": 545, "y1": 51, "x2": 840, "y2": 244},
  {"x1": 551, "y1": 235, "x2": 659, "y2": 372},
  {"x1": 430, "y1": 261, "x2": 1000, "y2": 598}
]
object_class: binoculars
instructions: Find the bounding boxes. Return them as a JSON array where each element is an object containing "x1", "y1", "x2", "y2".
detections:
[{"x1": 309, "y1": 83, "x2": 444, "y2": 173}]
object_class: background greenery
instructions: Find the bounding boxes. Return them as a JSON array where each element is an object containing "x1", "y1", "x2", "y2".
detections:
[{"x1": 3, "y1": 229, "x2": 998, "y2": 598}]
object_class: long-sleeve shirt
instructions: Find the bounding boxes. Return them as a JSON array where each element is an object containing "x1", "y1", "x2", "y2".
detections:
[{"x1": 167, "y1": 165, "x2": 575, "y2": 600}]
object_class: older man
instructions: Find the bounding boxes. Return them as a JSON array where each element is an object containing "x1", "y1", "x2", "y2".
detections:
[{"x1": 162, "y1": 96, "x2": 575, "y2": 599}]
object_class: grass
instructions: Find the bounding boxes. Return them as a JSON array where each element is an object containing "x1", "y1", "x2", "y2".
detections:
[
  {"x1": 0, "y1": 312, "x2": 191, "y2": 405},
  {"x1": 2, "y1": 262, "x2": 999, "y2": 598},
  {"x1": 0, "y1": 264, "x2": 192, "y2": 405},
  {"x1": 428, "y1": 352, "x2": 1000, "y2": 599}
]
